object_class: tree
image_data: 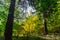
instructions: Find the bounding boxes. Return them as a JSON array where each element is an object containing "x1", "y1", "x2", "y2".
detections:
[
  {"x1": 4, "y1": 0, "x2": 16, "y2": 40},
  {"x1": 28, "y1": 0, "x2": 48, "y2": 35},
  {"x1": 41, "y1": 0, "x2": 57, "y2": 35},
  {"x1": 28, "y1": 0, "x2": 57, "y2": 35}
]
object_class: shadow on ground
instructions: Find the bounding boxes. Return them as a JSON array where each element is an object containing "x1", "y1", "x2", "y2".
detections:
[{"x1": 13, "y1": 36, "x2": 47, "y2": 40}]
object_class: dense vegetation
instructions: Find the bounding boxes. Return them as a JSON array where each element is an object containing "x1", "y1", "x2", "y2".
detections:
[{"x1": 0, "y1": 0, "x2": 60, "y2": 40}]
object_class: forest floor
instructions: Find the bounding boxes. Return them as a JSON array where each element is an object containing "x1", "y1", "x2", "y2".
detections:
[{"x1": 39, "y1": 34, "x2": 60, "y2": 40}]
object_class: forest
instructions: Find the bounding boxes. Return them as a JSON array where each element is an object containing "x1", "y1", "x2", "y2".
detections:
[{"x1": 0, "y1": 0, "x2": 60, "y2": 40}]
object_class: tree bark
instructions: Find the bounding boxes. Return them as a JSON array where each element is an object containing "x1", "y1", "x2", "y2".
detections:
[{"x1": 4, "y1": 0, "x2": 16, "y2": 40}]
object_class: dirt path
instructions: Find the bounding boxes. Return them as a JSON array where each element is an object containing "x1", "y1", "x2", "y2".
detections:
[{"x1": 39, "y1": 35, "x2": 60, "y2": 40}]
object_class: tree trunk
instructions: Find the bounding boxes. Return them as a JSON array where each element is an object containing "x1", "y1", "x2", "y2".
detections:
[
  {"x1": 4, "y1": 0, "x2": 16, "y2": 40},
  {"x1": 43, "y1": 11, "x2": 48, "y2": 35}
]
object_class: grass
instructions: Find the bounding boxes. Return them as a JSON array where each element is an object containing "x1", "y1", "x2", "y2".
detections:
[{"x1": 13, "y1": 36, "x2": 47, "y2": 40}]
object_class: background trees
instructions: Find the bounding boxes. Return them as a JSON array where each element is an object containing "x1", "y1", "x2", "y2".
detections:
[
  {"x1": 28, "y1": 0, "x2": 57, "y2": 35},
  {"x1": 0, "y1": 0, "x2": 60, "y2": 40}
]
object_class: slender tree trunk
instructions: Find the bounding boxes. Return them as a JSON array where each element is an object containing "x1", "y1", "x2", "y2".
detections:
[
  {"x1": 43, "y1": 11, "x2": 48, "y2": 35},
  {"x1": 4, "y1": 0, "x2": 16, "y2": 40}
]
